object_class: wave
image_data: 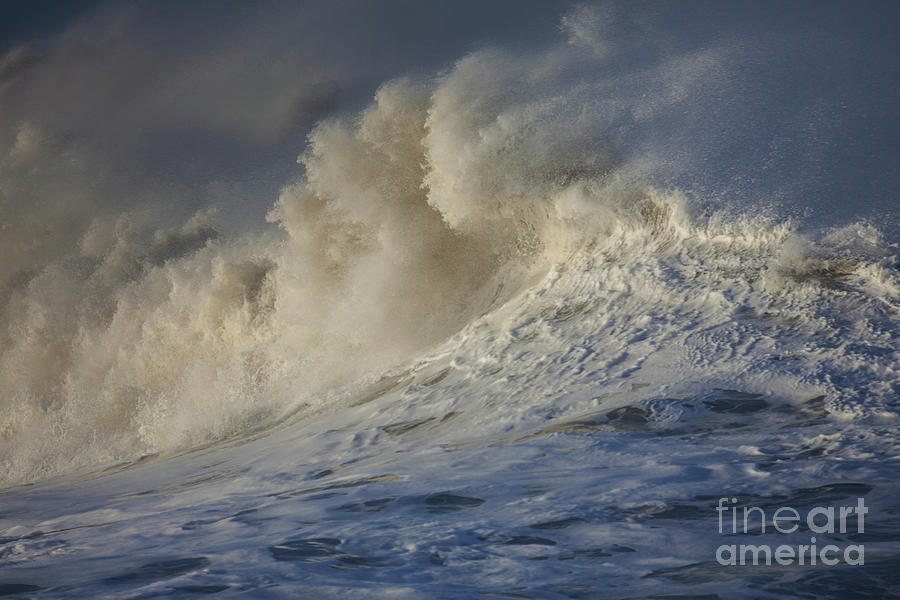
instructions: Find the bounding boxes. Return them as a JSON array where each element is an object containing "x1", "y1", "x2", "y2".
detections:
[{"x1": 1, "y1": 8, "x2": 898, "y2": 488}]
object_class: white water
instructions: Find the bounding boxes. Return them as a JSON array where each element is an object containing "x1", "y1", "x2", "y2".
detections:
[{"x1": 1, "y1": 3, "x2": 899, "y2": 598}]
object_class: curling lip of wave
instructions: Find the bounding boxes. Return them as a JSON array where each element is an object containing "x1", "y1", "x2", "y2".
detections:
[{"x1": 0, "y1": 50, "x2": 634, "y2": 486}]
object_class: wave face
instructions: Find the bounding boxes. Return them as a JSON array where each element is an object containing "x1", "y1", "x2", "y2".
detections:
[{"x1": 1, "y1": 3, "x2": 898, "y2": 490}]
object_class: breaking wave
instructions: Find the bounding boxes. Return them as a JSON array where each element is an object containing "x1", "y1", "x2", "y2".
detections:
[{"x1": 1, "y1": 8, "x2": 898, "y2": 488}]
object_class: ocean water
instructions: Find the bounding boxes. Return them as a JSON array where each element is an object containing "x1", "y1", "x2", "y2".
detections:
[{"x1": 1, "y1": 2, "x2": 899, "y2": 598}]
